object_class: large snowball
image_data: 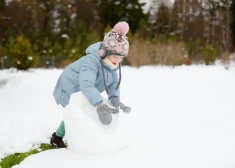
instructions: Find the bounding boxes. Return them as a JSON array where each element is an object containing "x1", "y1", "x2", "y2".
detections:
[{"x1": 63, "y1": 92, "x2": 131, "y2": 154}]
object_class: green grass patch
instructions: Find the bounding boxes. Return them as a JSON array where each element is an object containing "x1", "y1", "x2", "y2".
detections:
[{"x1": 0, "y1": 144, "x2": 52, "y2": 168}]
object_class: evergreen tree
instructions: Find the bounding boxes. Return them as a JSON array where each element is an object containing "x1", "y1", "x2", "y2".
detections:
[
  {"x1": 0, "y1": 0, "x2": 7, "y2": 46},
  {"x1": 7, "y1": 36, "x2": 36, "y2": 70},
  {"x1": 74, "y1": 0, "x2": 98, "y2": 31},
  {"x1": 0, "y1": 0, "x2": 6, "y2": 9},
  {"x1": 230, "y1": 0, "x2": 235, "y2": 49},
  {"x1": 154, "y1": 3, "x2": 171, "y2": 41},
  {"x1": 97, "y1": 0, "x2": 147, "y2": 34}
]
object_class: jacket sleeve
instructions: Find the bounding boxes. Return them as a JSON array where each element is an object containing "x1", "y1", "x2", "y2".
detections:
[
  {"x1": 79, "y1": 58, "x2": 103, "y2": 107},
  {"x1": 108, "y1": 70, "x2": 120, "y2": 99}
]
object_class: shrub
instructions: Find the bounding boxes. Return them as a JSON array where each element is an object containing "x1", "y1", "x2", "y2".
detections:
[
  {"x1": 186, "y1": 39, "x2": 201, "y2": 63},
  {"x1": 200, "y1": 44, "x2": 220, "y2": 65},
  {"x1": 7, "y1": 36, "x2": 36, "y2": 70},
  {"x1": 127, "y1": 39, "x2": 186, "y2": 67}
]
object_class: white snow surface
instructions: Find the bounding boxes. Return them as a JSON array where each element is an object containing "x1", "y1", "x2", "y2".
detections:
[{"x1": 0, "y1": 64, "x2": 235, "y2": 168}]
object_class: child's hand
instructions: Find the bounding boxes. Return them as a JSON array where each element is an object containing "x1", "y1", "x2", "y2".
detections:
[
  {"x1": 110, "y1": 98, "x2": 131, "y2": 113},
  {"x1": 96, "y1": 104, "x2": 118, "y2": 125}
]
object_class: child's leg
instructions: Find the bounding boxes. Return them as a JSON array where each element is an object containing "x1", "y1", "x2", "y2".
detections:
[
  {"x1": 56, "y1": 121, "x2": 65, "y2": 137},
  {"x1": 50, "y1": 121, "x2": 66, "y2": 148}
]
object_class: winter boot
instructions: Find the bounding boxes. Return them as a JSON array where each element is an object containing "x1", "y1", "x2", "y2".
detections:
[{"x1": 50, "y1": 132, "x2": 66, "y2": 148}]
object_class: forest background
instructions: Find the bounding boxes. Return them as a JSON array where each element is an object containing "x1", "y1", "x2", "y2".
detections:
[{"x1": 1, "y1": 0, "x2": 235, "y2": 70}]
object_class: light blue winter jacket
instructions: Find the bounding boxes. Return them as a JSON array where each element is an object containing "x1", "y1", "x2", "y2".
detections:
[{"x1": 53, "y1": 42, "x2": 120, "y2": 108}]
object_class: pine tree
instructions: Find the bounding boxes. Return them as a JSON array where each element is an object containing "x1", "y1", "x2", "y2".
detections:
[
  {"x1": 7, "y1": 36, "x2": 35, "y2": 70},
  {"x1": 154, "y1": 3, "x2": 171, "y2": 41},
  {"x1": 97, "y1": 0, "x2": 147, "y2": 33},
  {"x1": 0, "y1": 0, "x2": 6, "y2": 9},
  {"x1": 230, "y1": 0, "x2": 235, "y2": 49}
]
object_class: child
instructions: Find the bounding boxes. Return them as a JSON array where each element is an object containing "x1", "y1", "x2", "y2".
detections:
[{"x1": 50, "y1": 21, "x2": 131, "y2": 148}]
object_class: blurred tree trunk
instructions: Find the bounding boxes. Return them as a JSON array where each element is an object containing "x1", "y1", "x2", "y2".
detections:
[
  {"x1": 154, "y1": 3, "x2": 171, "y2": 41},
  {"x1": 171, "y1": 0, "x2": 185, "y2": 39},
  {"x1": 0, "y1": 0, "x2": 7, "y2": 45},
  {"x1": 230, "y1": 0, "x2": 235, "y2": 50},
  {"x1": 2, "y1": 0, "x2": 34, "y2": 37},
  {"x1": 201, "y1": 0, "x2": 232, "y2": 51}
]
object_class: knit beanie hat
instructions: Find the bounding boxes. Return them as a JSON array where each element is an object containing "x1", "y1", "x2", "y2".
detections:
[
  {"x1": 99, "y1": 21, "x2": 130, "y2": 95},
  {"x1": 99, "y1": 21, "x2": 129, "y2": 58}
]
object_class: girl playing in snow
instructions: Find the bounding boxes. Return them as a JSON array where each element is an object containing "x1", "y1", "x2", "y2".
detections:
[{"x1": 50, "y1": 21, "x2": 131, "y2": 148}]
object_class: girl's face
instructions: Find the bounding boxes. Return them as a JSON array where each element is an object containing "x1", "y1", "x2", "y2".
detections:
[{"x1": 108, "y1": 55, "x2": 123, "y2": 65}]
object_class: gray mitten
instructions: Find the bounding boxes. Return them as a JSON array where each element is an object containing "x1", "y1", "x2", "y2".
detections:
[
  {"x1": 96, "y1": 104, "x2": 119, "y2": 125},
  {"x1": 110, "y1": 98, "x2": 131, "y2": 113}
]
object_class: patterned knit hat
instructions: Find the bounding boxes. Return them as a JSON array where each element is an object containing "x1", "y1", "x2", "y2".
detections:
[
  {"x1": 99, "y1": 21, "x2": 129, "y2": 57},
  {"x1": 99, "y1": 21, "x2": 130, "y2": 95}
]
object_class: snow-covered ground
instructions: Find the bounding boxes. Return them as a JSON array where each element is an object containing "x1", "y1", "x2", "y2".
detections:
[{"x1": 0, "y1": 64, "x2": 235, "y2": 168}]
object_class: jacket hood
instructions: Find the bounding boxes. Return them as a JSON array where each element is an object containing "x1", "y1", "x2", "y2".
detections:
[
  {"x1": 86, "y1": 41, "x2": 118, "y2": 71},
  {"x1": 86, "y1": 42, "x2": 102, "y2": 60}
]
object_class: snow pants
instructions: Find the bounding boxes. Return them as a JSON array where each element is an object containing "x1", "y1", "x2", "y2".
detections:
[{"x1": 56, "y1": 121, "x2": 65, "y2": 137}]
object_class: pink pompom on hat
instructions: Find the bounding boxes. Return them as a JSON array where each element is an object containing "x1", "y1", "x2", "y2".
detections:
[{"x1": 99, "y1": 21, "x2": 129, "y2": 57}]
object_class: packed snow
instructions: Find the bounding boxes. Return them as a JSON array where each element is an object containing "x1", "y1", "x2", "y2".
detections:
[
  {"x1": 0, "y1": 64, "x2": 235, "y2": 168},
  {"x1": 63, "y1": 92, "x2": 131, "y2": 154}
]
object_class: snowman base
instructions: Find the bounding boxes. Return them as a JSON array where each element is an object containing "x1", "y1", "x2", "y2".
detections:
[{"x1": 62, "y1": 92, "x2": 130, "y2": 154}]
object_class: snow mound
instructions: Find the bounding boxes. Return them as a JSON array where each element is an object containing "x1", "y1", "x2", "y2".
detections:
[{"x1": 63, "y1": 92, "x2": 131, "y2": 154}]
